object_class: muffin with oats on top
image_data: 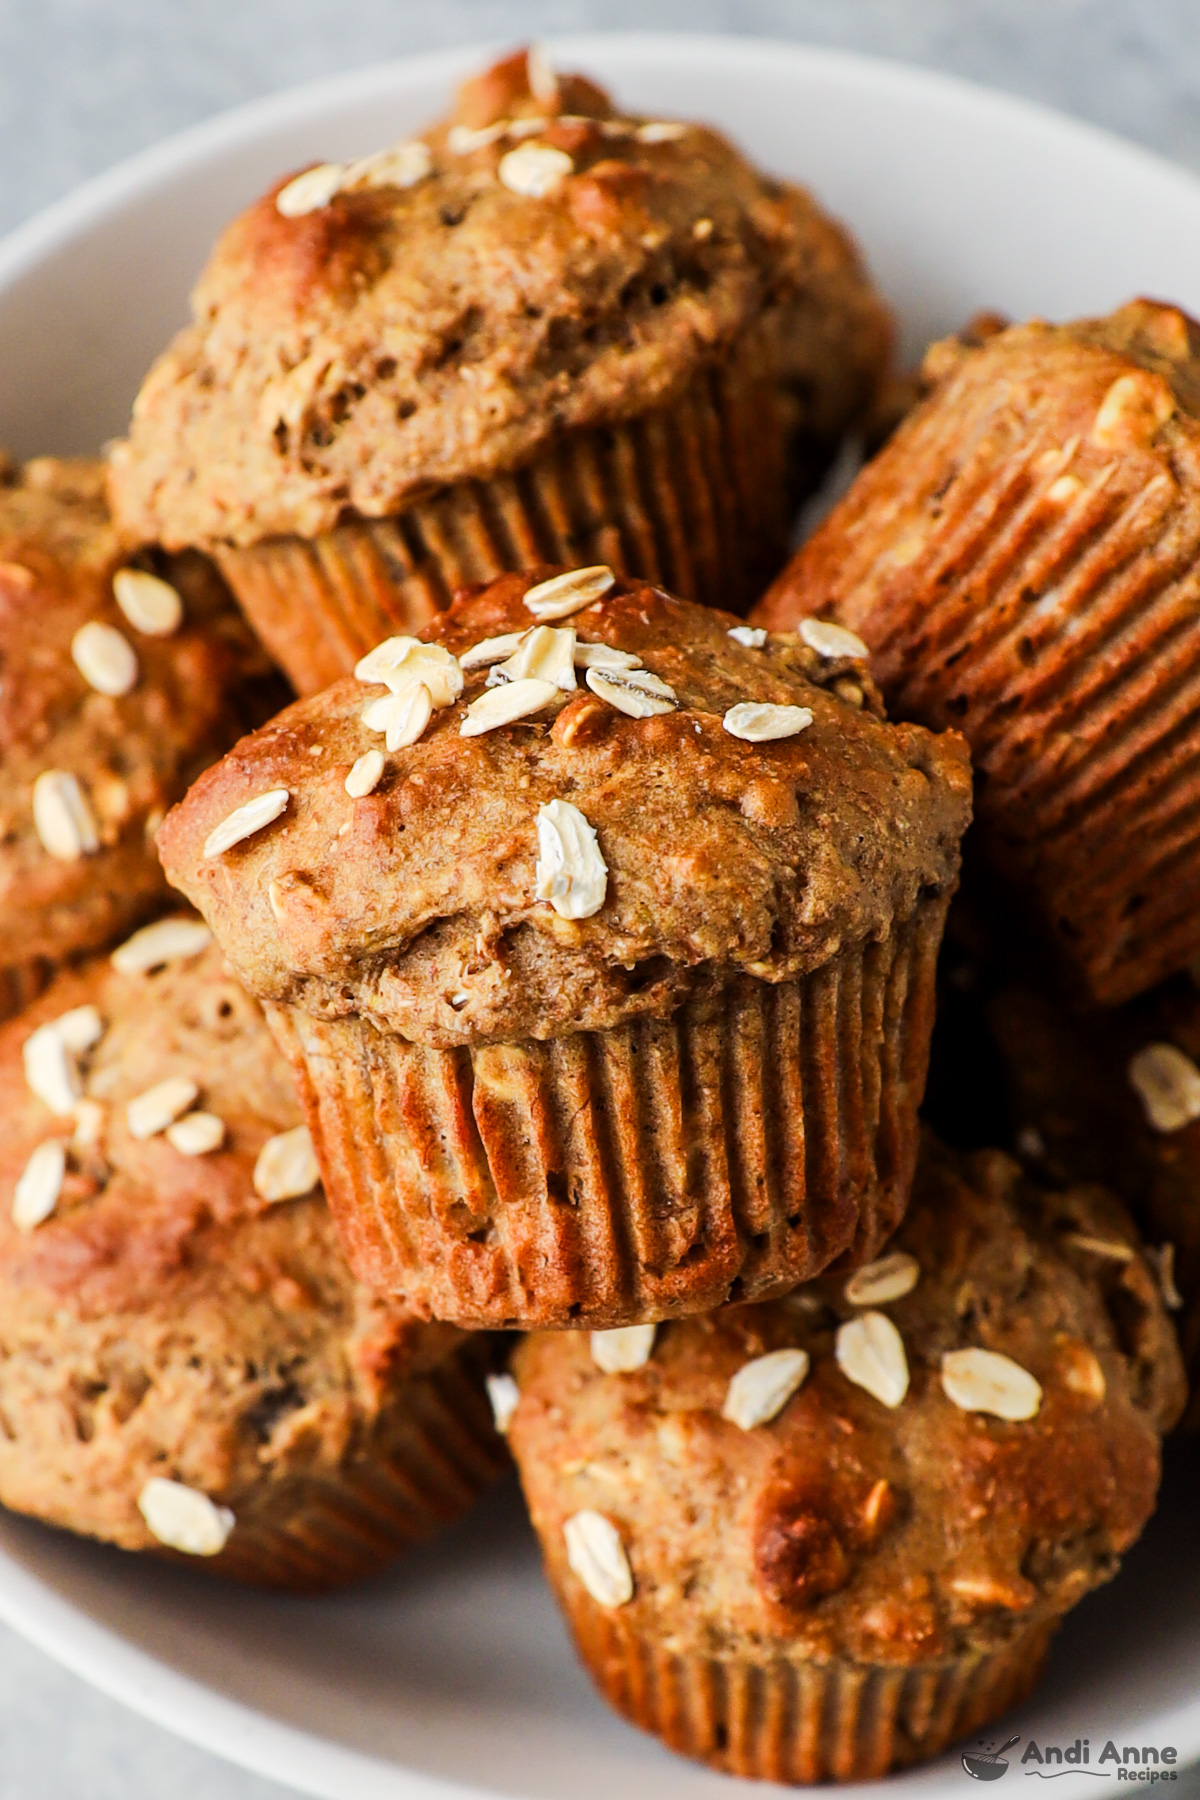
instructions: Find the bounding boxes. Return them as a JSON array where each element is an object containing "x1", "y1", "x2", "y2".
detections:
[
  {"x1": 0, "y1": 453, "x2": 282, "y2": 1022},
  {"x1": 0, "y1": 924, "x2": 505, "y2": 1588},
  {"x1": 756, "y1": 299, "x2": 1200, "y2": 1006},
  {"x1": 508, "y1": 1138, "x2": 1183, "y2": 1783},
  {"x1": 108, "y1": 45, "x2": 891, "y2": 695},
  {"x1": 156, "y1": 567, "x2": 970, "y2": 1331}
]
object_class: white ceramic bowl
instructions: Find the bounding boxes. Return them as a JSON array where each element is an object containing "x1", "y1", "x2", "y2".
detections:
[{"x1": 2, "y1": 33, "x2": 1199, "y2": 1800}]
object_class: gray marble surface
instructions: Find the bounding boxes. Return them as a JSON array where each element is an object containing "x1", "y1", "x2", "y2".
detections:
[{"x1": 3, "y1": 2, "x2": 1200, "y2": 1794}]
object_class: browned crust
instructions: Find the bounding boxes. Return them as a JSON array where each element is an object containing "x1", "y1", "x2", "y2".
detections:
[
  {"x1": 508, "y1": 1140, "x2": 1181, "y2": 1775},
  {"x1": 107, "y1": 51, "x2": 890, "y2": 552},
  {"x1": 157, "y1": 574, "x2": 971, "y2": 1048},
  {"x1": 0, "y1": 456, "x2": 284, "y2": 974},
  {"x1": 752, "y1": 298, "x2": 1200, "y2": 1005},
  {"x1": 0, "y1": 941, "x2": 504, "y2": 1584}
]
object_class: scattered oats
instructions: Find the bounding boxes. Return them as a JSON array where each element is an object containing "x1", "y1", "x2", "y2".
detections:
[
  {"x1": 722, "y1": 1348, "x2": 810, "y2": 1430},
  {"x1": 112, "y1": 915, "x2": 212, "y2": 975},
  {"x1": 459, "y1": 631, "x2": 525, "y2": 670},
  {"x1": 23, "y1": 1021, "x2": 84, "y2": 1115},
  {"x1": 127, "y1": 1076, "x2": 199, "y2": 1140},
  {"x1": 71, "y1": 620, "x2": 138, "y2": 696},
  {"x1": 526, "y1": 42, "x2": 558, "y2": 104},
  {"x1": 486, "y1": 1372, "x2": 520, "y2": 1435},
  {"x1": 637, "y1": 120, "x2": 688, "y2": 142},
  {"x1": 113, "y1": 568, "x2": 183, "y2": 635},
  {"x1": 1153, "y1": 1242, "x2": 1184, "y2": 1311},
  {"x1": 363, "y1": 682, "x2": 433, "y2": 751},
  {"x1": 71, "y1": 1098, "x2": 106, "y2": 1150},
  {"x1": 591, "y1": 1324, "x2": 656, "y2": 1373},
  {"x1": 254, "y1": 1125, "x2": 320, "y2": 1202},
  {"x1": 354, "y1": 638, "x2": 462, "y2": 706},
  {"x1": 460, "y1": 676, "x2": 558, "y2": 736},
  {"x1": 800, "y1": 617, "x2": 870, "y2": 661},
  {"x1": 728, "y1": 625, "x2": 767, "y2": 648},
  {"x1": 1047, "y1": 474, "x2": 1083, "y2": 505},
  {"x1": 166, "y1": 1112, "x2": 226, "y2": 1157},
  {"x1": 1060, "y1": 1231, "x2": 1134, "y2": 1263},
  {"x1": 12, "y1": 1139, "x2": 66, "y2": 1232},
  {"x1": 535, "y1": 797, "x2": 607, "y2": 919},
  {"x1": 1016, "y1": 1125, "x2": 1046, "y2": 1161},
  {"x1": 723, "y1": 702, "x2": 813, "y2": 742},
  {"x1": 507, "y1": 115, "x2": 550, "y2": 141},
  {"x1": 32, "y1": 769, "x2": 100, "y2": 861},
  {"x1": 494, "y1": 624, "x2": 577, "y2": 690},
  {"x1": 345, "y1": 748, "x2": 386, "y2": 798},
  {"x1": 1059, "y1": 1341, "x2": 1106, "y2": 1403},
  {"x1": 585, "y1": 666, "x2": 677, "y2": 718},
  {"x1": 573, "y1": 641, "x2": 642, "y2": 671},
  {"x1": 563, "y1": 1510, "x2": 633, "y2": 1608},
  {"x1": 844, "y1": 1252, "x2": 920, "y2": 1308},
  {"x1": 276, "y1": 162, "x2": 345, "y2": 217},
  {"x1": 942, "y1": 1348, "x2": 1042, "y2": 1421},
  {"x1": 341, "y1": 139, "x2": 432, "y2": 191},
  {"x1": 138, "y1": 1478, "x2": 235, "y2": 1556},
  {"x1": 447, "y1": 120, "x2": 508, "y2": 154},
  {"x1": 1091, "y1": 372, "x2": 1174, "y2": 447},
  {"x1": 498, "y1": 141, "x2": 573, "y2": 197},
  {"x1": 203, "y1": 788, "x2": 289, "y2": 858},
  {"x1": 449, "y1": 991, "x2": 470, "y2": 1009},
  {"x1": 1128, "y1": 1042, "x2": 1200, "y2": 1132},
  {"x1": 54, "y1": 1005, "x2": 104, "y2": 1055},
  {"x1": 836, "y1": 1312, "x2": 910, "y2": 1408},
  {"x1": 524, "y1": 565, "x2": 615, "y2": 620},
  {"x1": 833, "y1": 678, "x2": 864, "y2": 708},
  {"x1": 693, "y1": 216, "x2": 713, "y2": 240}
]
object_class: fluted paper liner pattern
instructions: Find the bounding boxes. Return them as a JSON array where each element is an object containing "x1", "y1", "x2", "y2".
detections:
[
  {"x1": 267, "y1": 898, "x2": 947, "y2": 1330},
  {"x1": 217, "y1": 357, "x2": 787, "y2": 695}
]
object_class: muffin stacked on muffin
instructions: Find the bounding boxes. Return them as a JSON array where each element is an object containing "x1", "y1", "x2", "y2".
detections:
[
  {"x1": 1, "y1": 926, "x2": 506, "y2": 1587},
  {"x1": 0, "y1": 452, "x2": 281, "y2": 1019},
  {"x1": 108, "y1": 48, "x2": 891, "y2": 694},
  {"x1": 156, "y1": 570, "x2": 971, "y2": 1329}
]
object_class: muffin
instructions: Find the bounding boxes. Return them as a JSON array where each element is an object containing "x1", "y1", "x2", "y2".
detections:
[
  {"x1": 0, "y1": 453, "x2": 282, "y2": 1021},
  {"x1": 108, "y1": 46, "x2": 891, "y2": 695},
  {"x1": 754, "y1": 299, "x2": 1200, "y2": 1005},
  {"x1": 508, "y1": 1138, "x2": 1184, "y2": 1783},
  {"x1": 987, "y1": 971, "x2": 1200, "y2": 1426},
  {"x1": 0, "y1": 929, "x2": 506, "y2": 1588},
  {"x1": 156, "y1": 569, "x2": 971, "y2": 1329}
]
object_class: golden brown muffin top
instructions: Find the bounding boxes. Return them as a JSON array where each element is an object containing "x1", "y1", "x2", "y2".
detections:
[
  {"x1": 0, "y1": 933, "x2": 461, "y2": 1553},
  {"x1": 107, "y1": 47, "x2": 890, "y2": 551},
  {"x1": 510, "y1": 1139, "x2": 1184, "y2": 1669},
  {"x1": 0, "y1": 456, "x2": 283, "y2": 973},
  {"x1": 157, "y1": 573, "x2": 971, "y2": 1047}
]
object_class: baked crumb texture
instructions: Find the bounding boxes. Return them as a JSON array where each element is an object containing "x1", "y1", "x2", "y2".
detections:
[
  {"x1": 158, "y1": 573, "x2": 971, "y2": 1327},
  {"x1": 509, "y1": 1138, "x2": 1184, "y2": 1782},
  {"x1": 0, "y1": 455, "x2": 284, "y2": 1001},
  {"x1": 0, "y1": 938, "x2": 506, "y2": 1588},
  {"x1": 108, "y1": 49, "x2": 891, "y2": 692},
  {"x1": 755, "y1": 299, "x2": 1200, "y2": 1006}
]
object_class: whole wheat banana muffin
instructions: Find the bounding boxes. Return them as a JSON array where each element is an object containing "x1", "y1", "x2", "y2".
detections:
[
  {"x1": 0, "y1": 454, "x2": 282, "y2": 1021},
  {"x1": 0, "y1": 929, "x2": 505, "y2": 1588},
  {"x1": 157, "y1": 569, "x2": 971, "y2": 1330},
  {"x1": 508, "y1": 1138, "x2": 1184, "y2": 1784},
  {"x1": 986, "y1": 971, "x2": 1200, "y2": 1428},
  {"x1": 755, "y1": 299, "x2": 1200, "y2": 1006},
  {"x1": 108, "y1": 46, "x2": 891, "y2": 694}
]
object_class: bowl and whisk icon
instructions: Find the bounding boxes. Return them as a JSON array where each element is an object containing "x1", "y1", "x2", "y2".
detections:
[{"x1": 963, "y1": 1735, "x2": 1021, "y2": 1780}]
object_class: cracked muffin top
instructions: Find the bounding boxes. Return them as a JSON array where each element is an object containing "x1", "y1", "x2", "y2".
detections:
[
  {"x1": 0, "y1": 929, "x2": 464, "y2": 1558},
  {"x1": 157, "y1": 571, "x2": 971, "y2": 1047},
  {"x1": 107, "y1": 47, "x2": 890, "y2": 551},
  {"x1": 508, "y1": 1138, "x2": 1184, "y2": 1667},
  {"x1": 0, "y1": 456, "x2": 282, "y2": 973}
]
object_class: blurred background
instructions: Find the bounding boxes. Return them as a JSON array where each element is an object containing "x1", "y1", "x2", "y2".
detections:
[{"x1": 2, "y1": 1, "x2": 1199, "y2": 1795}]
